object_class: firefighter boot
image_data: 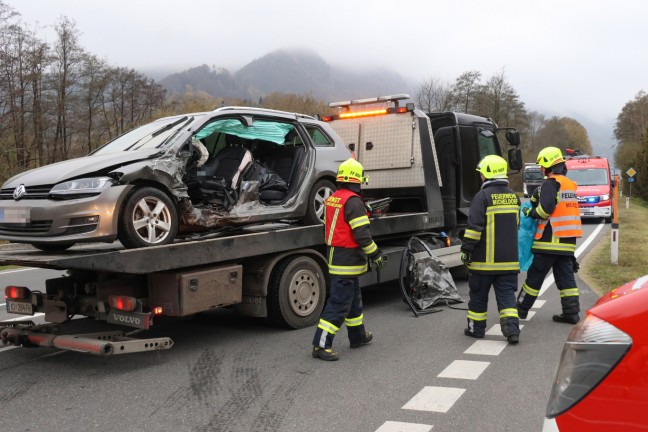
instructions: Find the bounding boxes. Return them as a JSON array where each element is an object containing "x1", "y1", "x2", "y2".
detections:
[
  {"x1": 552, "y1": 314, "x2": 580, "y2": 324},
  {"x1": 350, "y1": 331, "x2": 373, "y2": 349},
  {"x1": 507, "y1": 334, "x2": 520, "y2": 344},
  {"x1": 312, "y1": 346, "x2": 339, "y2": 361}
]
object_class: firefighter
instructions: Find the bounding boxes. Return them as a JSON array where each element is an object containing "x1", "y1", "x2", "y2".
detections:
[
  {"x1": 517, "y1": 146, "x2": 582, "y2": 324},
  {"x1": 311, "y1": 158, "x2": 386, "y2": 361},
  {"x1": 461, "y1": 155, "x2": 521, "y2": 344}
]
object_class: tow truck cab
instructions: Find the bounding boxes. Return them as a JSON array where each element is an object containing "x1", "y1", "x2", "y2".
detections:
[
  {"x1": 565, "y1": 151, "x2": 614, "y2": 222},
  {"x1": 322, "y1": 94, "x2": 522, "y2": 231}
]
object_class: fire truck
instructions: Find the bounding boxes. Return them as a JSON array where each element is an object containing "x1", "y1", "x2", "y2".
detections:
[
  {"x1": 1, "y1": 96, "x2": 521, "y2": 355},
  {"x1": 565, "y1": 150, "x2": 614, "y2": 223}
]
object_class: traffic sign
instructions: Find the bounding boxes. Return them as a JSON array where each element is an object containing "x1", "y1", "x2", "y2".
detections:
[
  {"x1": 627, "y1": 167, "x2": 637, "y2": 177},
  {"x1": 627, "y1": 177, "x2": 635, "y2": 183}
]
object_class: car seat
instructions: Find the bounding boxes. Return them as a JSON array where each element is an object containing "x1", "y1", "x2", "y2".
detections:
[{"x1": 199, "y1": 138, "x2": 253, "y2": 209}]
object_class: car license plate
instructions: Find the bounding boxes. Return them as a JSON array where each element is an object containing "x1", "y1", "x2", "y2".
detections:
[
  {"x1": 0, "y1": 207, "x2": 30, "y2": 223},
  {"x1": 7, "y1": 300, "x2": 34, "y2": 315}
]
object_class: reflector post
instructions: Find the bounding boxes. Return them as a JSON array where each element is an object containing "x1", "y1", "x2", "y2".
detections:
[
  {"x1": 5, "y1": 286, "x2": 29, "y2": 299},
  {"x1": 108, "y1": 295, "x2": 137, "y2": 312}
]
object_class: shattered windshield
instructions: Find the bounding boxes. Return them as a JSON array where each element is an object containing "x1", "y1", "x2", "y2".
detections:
[
  {"x1": 91, "y1": 116, "x2": 192, "y2": 155},
  {"x1": 195, "y1": 119, "x2": 294, "y2": 145}
]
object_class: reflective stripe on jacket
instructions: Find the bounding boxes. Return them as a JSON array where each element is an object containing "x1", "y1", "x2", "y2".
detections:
[
  {"x1": 533, "y1": 175, "x2": 582, "y2": 255},
  {"x1": 461, "y1": 180, "x2": 520, "y2": 274}
]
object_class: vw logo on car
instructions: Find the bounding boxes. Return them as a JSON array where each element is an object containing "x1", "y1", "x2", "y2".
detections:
[{"x1": 13, "y1": 184, "x2": 26, "y2": 201}]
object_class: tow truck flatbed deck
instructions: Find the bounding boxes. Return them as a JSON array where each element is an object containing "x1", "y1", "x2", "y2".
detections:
[{"x1": 0, "y1": 213, "x2": 434, "y2": 274}]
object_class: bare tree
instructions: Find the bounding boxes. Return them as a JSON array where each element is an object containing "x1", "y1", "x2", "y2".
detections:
[{"x1": 415, "y1": 75, "x2": 453, "y2": 112}]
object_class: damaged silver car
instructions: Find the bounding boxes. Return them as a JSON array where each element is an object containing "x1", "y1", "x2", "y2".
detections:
[{"x1": 0, "y1": 107, "x2": 351, "y2": 250}]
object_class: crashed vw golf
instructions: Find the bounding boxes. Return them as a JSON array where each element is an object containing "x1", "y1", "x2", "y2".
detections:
[{"x1": 0, "y1": 107, "x2": 350, "y2": 250}]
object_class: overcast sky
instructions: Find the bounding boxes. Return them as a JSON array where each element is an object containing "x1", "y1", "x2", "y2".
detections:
[{"x1": 6, "y1": 0, "x2": 648, "y2": 157}]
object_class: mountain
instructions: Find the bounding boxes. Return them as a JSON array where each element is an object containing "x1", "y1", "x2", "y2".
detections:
[{"x1": 159, "y1": 49, "x2": 415, "y2": 102}]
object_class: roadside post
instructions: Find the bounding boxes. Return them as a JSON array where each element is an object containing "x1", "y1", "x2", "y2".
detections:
[{"x1": 611, "y1": 174, "x2": 620, "y2": 265}]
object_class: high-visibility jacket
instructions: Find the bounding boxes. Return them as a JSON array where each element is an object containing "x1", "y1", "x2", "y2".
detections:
[
  {"x1": 324, "y1": 188, "x2": 378, "y2": 276},
  {"x1": 531, "y1": 175, "x2": 582, "y2": 255},
  {"x1": 461, "y1": 180, "x2": 520, "y2": 274}
]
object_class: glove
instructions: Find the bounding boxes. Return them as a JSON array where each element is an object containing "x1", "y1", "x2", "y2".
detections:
[
  {"x1": 370, "y1": 252, "x2": 387, "y2": 270},
  {"x1": 572, "y1": 256, "x2": 580, "y2": 273},
  {"x1": 461, "y1": 251, "x2": 472, "y2": 266},
  {"x1": 522, "y1": 206, "x2": 532, "y2": 217}
]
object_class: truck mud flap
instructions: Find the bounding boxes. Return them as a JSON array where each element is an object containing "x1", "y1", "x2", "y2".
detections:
[{"x1": 1, "y1": 326, "x2": 173, "y2": 355}]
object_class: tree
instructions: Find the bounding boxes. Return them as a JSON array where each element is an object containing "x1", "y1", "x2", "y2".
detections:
[
  {"x1": 450, "y1": 70, "x2": 481, "y2": 113},
  {"x1": 415, "y1": 75, "x2": 453, "y2": 112}
]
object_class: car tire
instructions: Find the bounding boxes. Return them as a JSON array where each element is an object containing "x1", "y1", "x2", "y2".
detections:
[
  {"x1": 118, "y1": 186, "x2": 179, "y2": 249},
  {"x1": 304, "y1": 179, "x2": 335, "y2": 225},
  {"x1": 32, "y1": 243, "x2": 74, "y2": 252},
  {"x1": 267, "y1": 255, "x2": 326, "y2": 329}
]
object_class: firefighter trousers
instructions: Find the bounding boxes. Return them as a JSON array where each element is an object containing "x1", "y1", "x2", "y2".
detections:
[
  {"x1": 312, "y1": 276, "x2": 367, "y2": 349},
  {"x1": 467, "y1": 273, "x2": 519, "y2": 338},
  {"x1": 517, "y1": 253, "x2": 579, "y2": 316}
]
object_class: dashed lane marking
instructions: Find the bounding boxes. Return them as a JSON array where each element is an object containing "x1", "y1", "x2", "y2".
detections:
[
  {"x1": 520, "y1": 311, "x2": 536, "y2": 321},
  {"x1": 486, "y1": 324, "x2": 524, "y2": 336},
  {"x1": 437, "y1": 360, "x2": 490, "y2": 380},
  {"x1": 3, "y1": 313, "x2": 44, "y2": 322},
  {"x1": 464, "y1": 340, "x2": 508, "y2": 356},
  {"x1": 402, "y1": 386, "x2": 465, "y2": 413},
  {"x1": 531, "y1": 300, "x2": 546, "y2": 309},
  {"x1": 375, "y1": 421, "x2": 433, "y2": 432}
]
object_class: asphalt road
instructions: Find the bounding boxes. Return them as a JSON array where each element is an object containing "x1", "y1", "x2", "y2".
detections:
[{"x1": 0, "y1": 220, "x2": 607, "y2": 432}]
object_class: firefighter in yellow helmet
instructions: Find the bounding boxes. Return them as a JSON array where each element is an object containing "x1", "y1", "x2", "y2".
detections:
[
  {"x1": 311, "y1": 158, "x2": 385, "y2": 361},
  {"x1": 461, "y1": 155, "x2": 521, "y2": 343},
  {"x1": 517, "y1": 147, "x2": 583, "y2": 324}
]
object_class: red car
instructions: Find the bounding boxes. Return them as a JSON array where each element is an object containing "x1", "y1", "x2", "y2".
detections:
[{"x1": 543, "y1": 275, "x2": 648, "y2": 431}]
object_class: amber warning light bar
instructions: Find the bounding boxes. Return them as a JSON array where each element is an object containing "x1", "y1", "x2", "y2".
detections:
[{"x1": 321, "y1": 93, "x2": 415, "y2": 122}]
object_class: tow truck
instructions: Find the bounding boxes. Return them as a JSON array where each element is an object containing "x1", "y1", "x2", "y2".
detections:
[{"x1": 1, "y1": 95, "x2": 521, "y2": 355}]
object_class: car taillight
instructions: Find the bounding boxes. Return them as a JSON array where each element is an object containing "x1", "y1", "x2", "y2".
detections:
[
  {"x1": 546, "y1": 315, "x2": 632, "y2": 417},
  {"x1": 5, "y1": 286, "x2": 30, "y2": 299},
  {"x1": 108, "y1": 295, "x2": 137, "y2": 312}
]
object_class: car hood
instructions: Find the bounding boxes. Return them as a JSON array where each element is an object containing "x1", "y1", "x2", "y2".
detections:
[
  {"x1": 594, "y1": 275, "x2": 648, "y2": 308},
  {"x1": 3, "y1": 149, "x2": 164, "y2": 188}
]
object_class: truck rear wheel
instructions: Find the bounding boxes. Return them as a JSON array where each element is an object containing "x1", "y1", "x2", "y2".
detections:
[{"x1": 267, "y1": 255, "x2": 326, "y2": 329}]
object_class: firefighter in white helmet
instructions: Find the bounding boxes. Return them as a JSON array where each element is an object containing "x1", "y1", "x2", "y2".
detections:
[
  {"x1": 461, "y1": 155, "x2": 521, "y2": 344},
  {"x1": 311, "y1": 158, "x2": 385, "y2": 361}
]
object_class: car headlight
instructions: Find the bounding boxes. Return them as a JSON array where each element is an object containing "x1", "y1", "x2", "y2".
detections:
[
  {"x1": 600, "y1": 194, "x2": 610, "y2": 201},
  {"x1": 50, "y1": 177, "x2": 115, "y2": 195},
  {"x1": 546, "y1": 315, "x2": 631, "y2": 418}
]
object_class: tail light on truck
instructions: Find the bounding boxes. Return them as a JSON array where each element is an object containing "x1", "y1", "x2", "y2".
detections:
[{"x1": 5, "y1": 285, "x2": 30, "y2": 300}]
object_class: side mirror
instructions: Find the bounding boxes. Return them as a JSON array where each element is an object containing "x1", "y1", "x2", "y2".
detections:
[
  {"x1": 508, "y1": 148, "x2": 523, "y2": 171},
  {"x1": 505, "y1": 130, "x2": 520, "y2": 147}
]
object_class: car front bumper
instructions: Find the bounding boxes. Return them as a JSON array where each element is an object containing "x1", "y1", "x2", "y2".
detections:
[{"x1": 0, "y1": 184, "x2": 132, "y2": 245}]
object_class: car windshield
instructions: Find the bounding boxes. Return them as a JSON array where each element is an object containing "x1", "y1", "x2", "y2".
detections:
[
  {"x1": 91, "y1": 116, "x2": 192, "y2": 155},
  {"x1": 524, "y1": 170, "x2": 543, "y2": 181},
  {"x1": 567, "y1": 168, "x2": 609, "y2": 186}
]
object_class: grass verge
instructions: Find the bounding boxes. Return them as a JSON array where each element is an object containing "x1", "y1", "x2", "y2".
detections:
[{"x1": 580, "y1": 197, "x2": 648, "y2": 295}]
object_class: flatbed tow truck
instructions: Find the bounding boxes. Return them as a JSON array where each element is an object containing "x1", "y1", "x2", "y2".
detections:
[{"x1": 1, "y1": 94, "x2": 521, "y2": 356}]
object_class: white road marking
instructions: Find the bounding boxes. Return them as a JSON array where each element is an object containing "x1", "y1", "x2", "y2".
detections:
[
  {"x1": 520, "y1": 311, "x2": 536, "y2": 321},
  {"x1": 402, "y1": 386, "x2": 465, "y2": 413},
  {"x1": 486, "y1": 324, "x2": 524, "y2": 336},
  {"x1": 539, "y1": 221, "x2": 605, "y2": 296},
  {"x1": 375, "y1": 421, "x2": 433, "y2": 432},
  {"x1": 0, "y1": 268, "x2": 38, "y2": 274},
  {"x1": 464, "y1": 340, "x2": 508, "y2": 356},
  {"x1": 437, "y1": 360, "x2": 490, "y2": 380},
  {"x1": 531, "y1": 300, "x2": 546, "y2": 309},
  {"x1": 0, "y1": 303, "x2": 5, "y2": 307},
  {"x1": 0, "y1": 345, "x2": 18, "y2": 353}
]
